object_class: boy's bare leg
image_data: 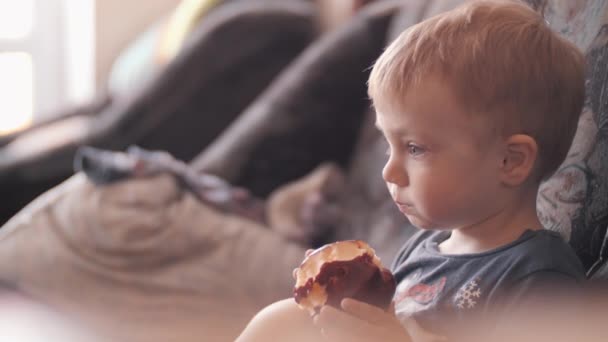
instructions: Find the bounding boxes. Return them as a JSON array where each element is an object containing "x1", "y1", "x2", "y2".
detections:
[{"x1": 236, "y1": 299, "x2": 323, "y2": 342}]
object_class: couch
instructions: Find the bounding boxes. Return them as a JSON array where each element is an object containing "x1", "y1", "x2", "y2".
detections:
[
  {"x1": 0, "y1": 0, "x2": 315, "y2": 226},
  {"x1": 0, "y1": 0, "x2": 606, "y2": 340}
]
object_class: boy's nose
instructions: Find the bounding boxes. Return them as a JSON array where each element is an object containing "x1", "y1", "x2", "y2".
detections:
[{"x1": 382, "y1": 158, "x2": 408, "y2": 187}]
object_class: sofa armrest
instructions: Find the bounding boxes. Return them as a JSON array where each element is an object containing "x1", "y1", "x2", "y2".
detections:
[{"x1": 0, "y1": 1, "x2": 316, "y2": 225}]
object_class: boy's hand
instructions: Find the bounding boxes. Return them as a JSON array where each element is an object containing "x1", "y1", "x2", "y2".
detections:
[
  {"x1": 313, "y1": 298, "x2": 411, "y2": 342},
  {"x1": 401, "y1": 317, "x2": 448, "y2": 342}
]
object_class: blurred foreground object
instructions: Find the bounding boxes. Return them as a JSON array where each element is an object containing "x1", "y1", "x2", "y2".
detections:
[{"x1": 0, "y1": 287, "x2": 96, "y2": 342}]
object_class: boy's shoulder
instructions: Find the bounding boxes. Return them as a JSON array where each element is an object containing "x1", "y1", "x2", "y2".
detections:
[
  {"x1": 392, "y1": 229, "x2": 586, "y2": 281},
  {"x1": 498, "y1": 229, "x2": 586, "y2": 281}
]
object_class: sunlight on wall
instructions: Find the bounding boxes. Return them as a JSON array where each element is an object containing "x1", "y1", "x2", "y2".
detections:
[
  {"x1": 0, "y1": 0, "x2": 33, "y2": 39},
  {"x1": 0, "y1": 52, "x2": 33, "y2": 135},
  {"x1": 0, "y1": 0, "x2": 33, "y2": 135},
  {"x1": 0, "y1": 0, "x2": 95, "y2": 136},
  {"x1": 65, "y1": 0, "x2": 96, "y2": 107}
]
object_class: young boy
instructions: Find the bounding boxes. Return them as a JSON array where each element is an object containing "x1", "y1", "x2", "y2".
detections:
[{"x1": 237, "y1": 0, "x2": 587, "y2": 340}]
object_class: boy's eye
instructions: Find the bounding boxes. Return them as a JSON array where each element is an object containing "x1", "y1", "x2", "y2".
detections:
[{"x1": 407, "y1": 144, "x2": 425, "y2": 156}]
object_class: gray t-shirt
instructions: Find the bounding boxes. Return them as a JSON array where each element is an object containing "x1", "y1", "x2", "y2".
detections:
[{"x1": 391, "y1": 229, "x2": 585, "y2": 335}]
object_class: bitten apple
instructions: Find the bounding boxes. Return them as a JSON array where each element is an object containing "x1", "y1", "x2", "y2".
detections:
[{"x1": 293, "y1": 240, "x2": 396, "y2": 315}]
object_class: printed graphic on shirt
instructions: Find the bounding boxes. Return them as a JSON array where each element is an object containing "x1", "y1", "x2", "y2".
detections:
[
  {"x1": 453, "y1": 278, "x2": 482, "y2": 309},
  {"x1": 394, "y1": 270, "x2": 446, "y2": 318}
]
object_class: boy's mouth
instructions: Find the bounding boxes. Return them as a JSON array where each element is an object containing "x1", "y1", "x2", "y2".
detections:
[{"x1": 395, "y1": 201, "x2": 414, "y2": 215}]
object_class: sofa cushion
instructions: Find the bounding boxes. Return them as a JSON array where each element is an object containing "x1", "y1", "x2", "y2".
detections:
[{"x1": 0, "y1": 173, "x2": 305, "y2": 341}]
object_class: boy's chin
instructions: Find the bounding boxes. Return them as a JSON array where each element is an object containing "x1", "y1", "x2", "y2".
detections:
[
  {"x1": 404, "y1": 214, "x2": 453, "y2": 231},
  {"x1": 405, "y1": 214, "x2": 437, "y2": 230}
]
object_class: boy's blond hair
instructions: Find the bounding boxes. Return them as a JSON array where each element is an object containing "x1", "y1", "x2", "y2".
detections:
[{"x1": 368, "y1": 0, "x2": 586, "y2": 180}]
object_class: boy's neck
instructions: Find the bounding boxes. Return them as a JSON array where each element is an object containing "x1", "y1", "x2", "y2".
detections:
[{"x1": 438, "y1": 189, "x2": 542, "y2": 255}]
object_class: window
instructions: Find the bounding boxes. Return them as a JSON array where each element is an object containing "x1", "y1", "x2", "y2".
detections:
[{"x1": 0, "y1": 0, "x2": 95, "y2": 136}]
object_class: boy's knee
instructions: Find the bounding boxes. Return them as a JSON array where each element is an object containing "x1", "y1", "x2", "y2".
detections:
[
  {"x1": 252, "y1": 299, "x2": 310, "y2": 329},
  {"x1": 238, "y1": 299, "x2": 320, "y2": 341}
]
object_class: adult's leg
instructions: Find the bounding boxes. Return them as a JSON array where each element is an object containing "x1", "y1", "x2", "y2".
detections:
[{"x1": 236, "y1": 299, "x2": 322, "y2": 342}]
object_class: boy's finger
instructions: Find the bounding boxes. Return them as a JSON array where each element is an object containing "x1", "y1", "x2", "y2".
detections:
[
  {"x1": 388, "y1": 301, "x2": 396, "y2": 314},
  {"x1": 305, "y1": 249, "x2": 315, "y2": 257},
  {"x1": 340, "y1": 298, "x2": 391, "y2": 323},
  {"x1": 319, "y1": 326, "x2": 361, "y2": 342},
  {"x1": 314, "y1": 305, "x2": 360, "y2": 332},
  {"x1": 403, "y1": 318, "x2": 448, "y2": 342},
  {"x1": 314, "y1": 307, "x2": 370, "y2": 342}
]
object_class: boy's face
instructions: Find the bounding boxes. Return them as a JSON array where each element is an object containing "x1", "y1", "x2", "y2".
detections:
[{"x1": 376, "y1": 77, "x2": 505, "y2": 231}]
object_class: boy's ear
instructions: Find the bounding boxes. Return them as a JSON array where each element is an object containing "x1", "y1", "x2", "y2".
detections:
[{"x1": 499, "y1": 134, "x2": 538, "y2": 186}]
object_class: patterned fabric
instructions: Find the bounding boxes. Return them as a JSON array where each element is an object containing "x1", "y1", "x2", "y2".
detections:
[
  {"x1": 589, "y1": 224, "x2": 608, "y2": 278},
  {"x1": 74, "y1": 146, "x2": 265, "y2": 222},
  {"x1": 532, "y1": 0, "x2": 608, "y2": 270}
]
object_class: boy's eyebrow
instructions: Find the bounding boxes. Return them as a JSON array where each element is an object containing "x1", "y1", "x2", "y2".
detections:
[{"x1": 375, "y1": 119, "x2": 407, "y2": 136}]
